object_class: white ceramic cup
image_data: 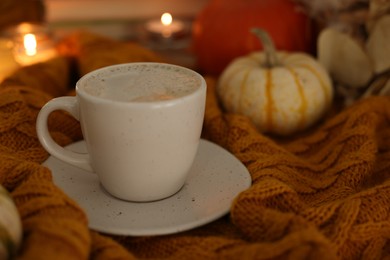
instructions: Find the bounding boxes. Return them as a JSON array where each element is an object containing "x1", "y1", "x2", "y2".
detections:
[{"x1": 36, "y1": 62, "x2": 206, "y2": 202}]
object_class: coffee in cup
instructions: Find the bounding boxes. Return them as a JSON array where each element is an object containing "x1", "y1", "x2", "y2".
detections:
[{"x1": 36, "y1": 62, "x2": 206, "y2": 202}]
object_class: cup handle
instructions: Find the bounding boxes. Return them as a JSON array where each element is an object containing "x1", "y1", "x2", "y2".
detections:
[{"x1": 36, "y1": 96, "x2": 93, "y2": 172}]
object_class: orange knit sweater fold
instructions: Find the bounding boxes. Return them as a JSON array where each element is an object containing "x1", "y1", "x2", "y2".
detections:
[{"x1": 0, "y1": 31, "x2": 389, "y2": 259}]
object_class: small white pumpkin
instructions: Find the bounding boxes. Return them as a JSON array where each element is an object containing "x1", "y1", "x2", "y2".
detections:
[
  {"x1": 218, "y1": 28, "x2": 333, "y2": 136},
  {"x1": 0, "y1": 185, "x2": 22, "y2": 259}
]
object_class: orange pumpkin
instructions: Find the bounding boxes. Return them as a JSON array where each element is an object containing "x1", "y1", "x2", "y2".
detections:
[{"x1": 192, "y1": 0, "x2": 314, "y2": 75}]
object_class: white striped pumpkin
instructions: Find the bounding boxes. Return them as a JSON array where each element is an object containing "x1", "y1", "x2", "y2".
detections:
[
  {"x1": 0, "y1": 185, "x2": 22, "y2": 259},
  {"x1": 217, "y1": 28, "x2": 333, "y2": 136}
]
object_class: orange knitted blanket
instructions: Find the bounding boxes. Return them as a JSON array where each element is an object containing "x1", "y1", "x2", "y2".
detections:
[{"x1": 0, "y1": 31, "x2": 389, "y2": 260}]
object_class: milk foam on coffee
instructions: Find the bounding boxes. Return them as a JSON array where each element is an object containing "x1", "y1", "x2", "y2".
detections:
[{"x1": 82, "y1": 63, "x2": 201, "y2": 102}]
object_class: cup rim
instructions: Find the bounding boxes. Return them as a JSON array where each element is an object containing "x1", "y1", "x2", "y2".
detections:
[{"x1": 75, "y1": 62, "x2": 206, "y2": 107}]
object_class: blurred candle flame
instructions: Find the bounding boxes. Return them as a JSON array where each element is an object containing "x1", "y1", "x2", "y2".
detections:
[
  {"x1": 161, "y1": 13, "x2": 173, "y2": 26},
  {"x1": 23, "y1": 33, "x2": 37, "y2": 56},
  {"x1": 145, "y1": 12, "x2": 184, "y2": 39}
]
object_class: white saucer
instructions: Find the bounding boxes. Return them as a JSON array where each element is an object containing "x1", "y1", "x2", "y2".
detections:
[{"x1": 42, "y1": 139, "x2": 251, "y2": 236}]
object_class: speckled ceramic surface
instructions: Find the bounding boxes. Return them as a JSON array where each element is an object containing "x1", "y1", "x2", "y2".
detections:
[
  {"x1": 43, "y1": 139, "x2": 251, "y2": 236},
  {"x1": 37, "y1": 63, "x2": 206, "y2": 202}
]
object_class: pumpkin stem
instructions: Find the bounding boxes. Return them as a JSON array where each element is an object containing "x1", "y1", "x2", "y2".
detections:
[{"x1": 251, "y1": 28, "x2": 281, "y2": 67}]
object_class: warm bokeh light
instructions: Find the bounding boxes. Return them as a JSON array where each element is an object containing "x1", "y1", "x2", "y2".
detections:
[
  {"x1": 23, "y1": 34, "x2": 37, "y2": 56},
  {"x1": 161, "y1": 12, "x2": 173, "y2": 26}
]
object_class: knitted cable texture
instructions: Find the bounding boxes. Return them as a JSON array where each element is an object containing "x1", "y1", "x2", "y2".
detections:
[{"x1": 0, "y1": 31, "x2": 389, "y2": 260}]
